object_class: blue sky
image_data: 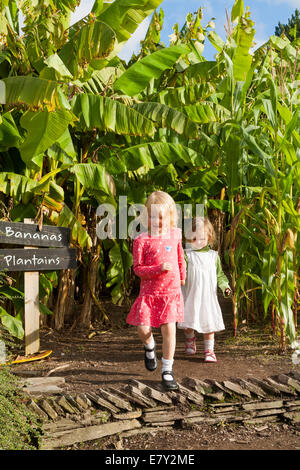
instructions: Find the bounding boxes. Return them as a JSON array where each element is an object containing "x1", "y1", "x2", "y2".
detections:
[{"x1": 70, "y1": 0, "x2": 298, "y2": 61}]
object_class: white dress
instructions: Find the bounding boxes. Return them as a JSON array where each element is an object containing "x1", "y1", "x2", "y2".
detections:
[{"x1": 177, "y1": 248, "x2": 225, "y2": 334}]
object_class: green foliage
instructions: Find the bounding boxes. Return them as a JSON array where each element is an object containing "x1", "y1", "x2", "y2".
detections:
[
  {"x1": 0, "y1": 1, "x2": 298, "y2": 345},
  {"x1": 275, "y1": 9, "x2": 300, "y2": 41},
  {"x1": 0, "y1": 368, "x2": 42, "y2": 449}
]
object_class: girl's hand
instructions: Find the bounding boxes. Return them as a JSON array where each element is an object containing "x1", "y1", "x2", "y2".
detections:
[
  {"x1": 181, "y1": 280, "x2": 185, "y2": 286},
  {"x1": 161, "y1": 262, "x2": 172, "y2": 272},
  {"x1": 224, "y1": 288, "x2": 232, "y2": 297}
]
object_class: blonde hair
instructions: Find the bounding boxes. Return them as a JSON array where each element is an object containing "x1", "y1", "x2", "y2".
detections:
[
  {"x1": 185, "y1": 216, "x2": 216, "y2": 246},
  {"x1": 145, "y1": 191, "x2": 178, "y2": 228}
]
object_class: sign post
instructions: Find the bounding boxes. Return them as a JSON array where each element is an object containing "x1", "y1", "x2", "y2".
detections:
[
  {"x1": 0, "y1": 219, "x2": 77, "y2": 356},
  {"x1": 24, "y1": 218, "x2": 40, "y2": 355}
]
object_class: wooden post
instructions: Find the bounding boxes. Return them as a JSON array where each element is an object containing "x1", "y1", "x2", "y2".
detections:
[{"x1": 24, "y1": 218, "x2": 40, "y2": 355}]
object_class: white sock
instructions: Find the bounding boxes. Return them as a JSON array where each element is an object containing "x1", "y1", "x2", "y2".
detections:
[
  {"x1": 144, "y1": 336, "x2": 155, "y2": 359},
  {"x1": 204, "y1": 338, "x2": 214, "y2": 352},
  {"x1": 161, "y1": 357, "x2": 174, "y2": 381},
  {"x1": 185, "y1": 330, "x2": 195, "y2": 339}
]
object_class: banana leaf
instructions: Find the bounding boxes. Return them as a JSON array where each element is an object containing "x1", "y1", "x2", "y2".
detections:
[
  {"x1": 2, "y1": 76, "x2": 61, "y2": 110},
  {"x1": 50, "y1": 203, "x2": 92, "y2": 250},
  {"x1": 59, "y1": 20, "x2": 117, "y2": 77},
  {"x1": 19, "y1": 108, "x2": 74, "y2": 167},
  {"x1": 154, "y1": 83, "x2": 215, "y2": 107},
  {"x1": 114, "y1": 44, "x2": 190, "y2": 96},
  {"x1": 133, "y1": 102, "x2": 198, "y2": 138},
  {"x1": 97, "y1": 0, "x2": 163, "y2": 46},
  {"x1": 105, "y1": 141, "x2": 203, "y2": 174},
  {"x1": 72, "y1": 93, "x2": 155, "y2": 137},
  {"x1": 0, "y1": 112, "x2": 21, "y2": 149},
  {"x1": 0, "y1": 306, "x2": 24, "y2": 339}
]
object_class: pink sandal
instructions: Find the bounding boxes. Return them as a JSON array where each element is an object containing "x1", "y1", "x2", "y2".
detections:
[
  {"x1": 204, "y1": 350, "x2": 217, "y2": 363},
  {"x1": 185, "y1": 337, "x2": 196, "y2": 355}
]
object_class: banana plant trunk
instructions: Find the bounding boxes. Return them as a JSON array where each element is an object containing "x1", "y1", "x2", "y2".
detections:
[{"x1": 53, "y1": 269, "x2": 76, "y2": 331}]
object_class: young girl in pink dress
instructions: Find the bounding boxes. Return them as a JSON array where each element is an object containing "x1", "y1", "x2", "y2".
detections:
[{"x1": 126, "y1": 191, "x2": 186, "y2": 390}]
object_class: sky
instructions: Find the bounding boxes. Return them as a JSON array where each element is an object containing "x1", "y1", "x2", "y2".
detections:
[{"x1": 69, "y1": 0, "x2": 298, "y2": 61}]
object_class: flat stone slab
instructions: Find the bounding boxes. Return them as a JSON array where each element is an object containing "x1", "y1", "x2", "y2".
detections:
[
  {"x1": 181, "y1": 377, "x2": 224, "y2": 401},
  {"x1": 21, "y1": 377, "x2": 66, "y2": 387},
  {"x1": 242, "y1": 400, "x2": 284, "y2": 411},
  {"x1": 41, "y1": 418, "x2": 142, "y2": 449},
  {"x1": 129, "y1": 380, "x2": 172, "y2": 405},
  {"x1": 275, "y1": 375, "x2": 300, "y2": 393},
  {"x1": 178, "y1": 384, "x2": 204, "y2": 404},
  {"x1": 85, "y1": 392, "x2": 120, "y2": 414},
  {"x1": 38, "y1": 399, "x2": 58, "y2": 420},
  {"x1": 98, "y1": 388, "x2": 133, "y2": 411},
  {"x1": 113, "y1": 410, "x2": 142, "y2": 420},
  {"x1": 265, "y1": 377, "x2": 296, "y2": 396},
  {"x1": 126, "y1": 385, "x2": 157, "y2": 408},
  {"x1": 236, "y1": 378, "x2": 267, "y2": 398},
  {"x1": 222, "y1": 380, "x2": 252, "y2": 398},
  {"x1": 23, "y1": 384, "x2": 64, "y2": 395},
  {"x1": 248, "y1": 378, "x2": 282, "y2": 396},
  {"x1": 57, "y1": 395, "x2": 80, "y2": 415}
]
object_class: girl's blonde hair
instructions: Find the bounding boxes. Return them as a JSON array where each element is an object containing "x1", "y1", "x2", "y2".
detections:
[
  {"x1": 185, "y1": 216, "x2": 216, "y2": 246},
  {"x1": 145, "y1": 191, "x2": 178, "y2": 228}
]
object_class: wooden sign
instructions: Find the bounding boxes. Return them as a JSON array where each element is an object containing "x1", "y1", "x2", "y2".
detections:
[
  {"x1": 0, "y1": 221, "x2": 70, "y2": 247},
  {"x1": 0, "y1": 218, "x2": 78, "y2": 356},
  {"x1": 0, "y1": 248, "x2": 77, "y2": 271}
]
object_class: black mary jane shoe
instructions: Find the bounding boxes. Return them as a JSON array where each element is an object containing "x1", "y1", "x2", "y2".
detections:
[
  {"x1": 144, "y1": 344, "x2": 157, "y2": 371},
  {"x1": 161, "y1": 370, "x2": 179, "y2": 391}
]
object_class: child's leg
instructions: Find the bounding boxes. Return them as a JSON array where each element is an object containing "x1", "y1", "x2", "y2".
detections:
[
  {"x1": 137, "y1": 325, "x2": 155, "y2": 358},
  {"x1": 184, "y1": 328, "x2": 196, "y2": 354},
  {"x1": 203, "y1": 332, "x2": 217, "y2": 362},
  {"x1": 160, "y1": 322, "x2": 178, "y2": 389},
  {"x1": 203, "y1": 332, "x2": 214, "y2": 352},
  {"x1": 161, "y1": 322, "x2": 176, "y2": 361}
]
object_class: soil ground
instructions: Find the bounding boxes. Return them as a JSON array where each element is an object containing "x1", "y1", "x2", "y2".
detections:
[{"x1": 13, "y1": 295, "x2": 300, "y2": 451}]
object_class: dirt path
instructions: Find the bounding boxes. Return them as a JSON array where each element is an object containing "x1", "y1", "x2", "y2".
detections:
[{"x1": 15, "y1": 296, "x2": 300, "y2": 450}]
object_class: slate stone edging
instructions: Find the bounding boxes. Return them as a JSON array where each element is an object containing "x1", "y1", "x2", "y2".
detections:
[{"x1": 18, "y1": 371, "x2": 300, "y2": 449}]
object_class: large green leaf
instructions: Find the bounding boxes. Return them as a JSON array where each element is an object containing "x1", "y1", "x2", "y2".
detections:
[
  {"x1": 0, "y1": 306, "x2": 24, "y2": 339},
  {"x1": 114, "y1": 45, "x2": 190, "y2": 96},
  {"x1": 231, "y1": 0, "x2": 244, "y2": 22},
  {"x1": 231, "y1": 12, "x2": 255, "y2": 81},
  {"x1": 184, "y1": 61, "x2": 225, "y2": 82},
  {"x1": 50, "y1": 203, "x2": 92, "y2": 250},
  {"x1": 181, "y1": 103, "x2": 218, "y2": 124},
  {"x1": 133, "y1": 102, "x2": 198, "y2": 138},
  {"x1": 72, "y1": 93, "x2": 155, "y2": 137},
  {"x1": 0, "y1": 112, "x2": 21, "y2": 149},
  {"x1": 19, "y1": 108, "x2": 73, "y2": 166},
  {"x1": 59, "y1": 20, "x2": 117, "y2": 77},
  {"x1": 154, "y1": 83, "x2": 215, "y2": 107},
  {"x1": 70, "y1": 163, "x2": 116, "y2": 205},
  {"x1": 2, "y1": 77, "x2": 60, "y2": 110},
  {"x1": 105, "y1": 141, "x2": 203, "y2": 174},
  {"x1": 0, "y1": 169, "x2": 63, "y2": 203},
  {"x1": 97, "y1": 0, "x2": 163, "y2": 46}
]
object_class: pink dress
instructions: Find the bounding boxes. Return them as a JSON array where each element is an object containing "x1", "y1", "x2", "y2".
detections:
[{"x1": 127, "y1": 228, "x2": 186, "y2": 328}]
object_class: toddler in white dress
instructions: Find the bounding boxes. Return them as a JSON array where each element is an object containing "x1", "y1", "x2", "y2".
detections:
[{"x1": 178, "y1": 217, "x2": 231, "y2": 362}]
